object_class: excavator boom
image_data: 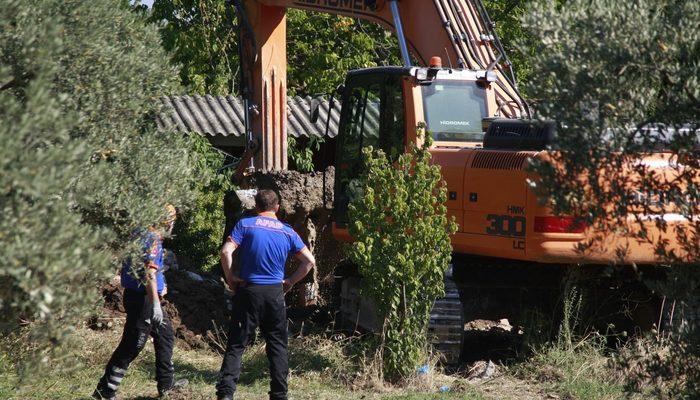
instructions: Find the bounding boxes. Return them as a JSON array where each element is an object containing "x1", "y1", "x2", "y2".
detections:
[{"x1": 236, "y1": 0, "x2": 528, "y2": 171}]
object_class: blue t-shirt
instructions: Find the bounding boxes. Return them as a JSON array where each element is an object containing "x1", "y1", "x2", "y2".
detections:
[
  {"x1": 121, "y1": 229, "x2": 166, "y2": 294},
  {"x1": 229, "y1": 215, "x2": 306, "y2": 285}
]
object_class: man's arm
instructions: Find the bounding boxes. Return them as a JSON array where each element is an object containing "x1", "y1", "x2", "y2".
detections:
[
  {"x1": 220, "y1": 240, "x2": 244, "y2": 291},
  {"x1": 145, "y1": 266, "x2": 160, "y2": 304},
  {"x1": 283, "y1": 247, "x2": 316, "y2": 293},
  {"x1": 144, "y1": 265, "x2": 164, "y2": 325}
]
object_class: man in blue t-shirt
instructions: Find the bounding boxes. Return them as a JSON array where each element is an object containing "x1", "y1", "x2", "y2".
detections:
[
  {"x1": 216, "y1": 190, "x2": 315, "y2": 400},
  {"x1": 94, "y1": 205, "x2": 187, "y2": 399}
]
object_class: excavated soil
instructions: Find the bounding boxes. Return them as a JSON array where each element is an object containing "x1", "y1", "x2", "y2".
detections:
[
  {"x1": 233, "y1": 167, "x2": 345, "y2": 306},
  {"x1": 93, "y1": 270, "x2": 231, "y2": 350}
]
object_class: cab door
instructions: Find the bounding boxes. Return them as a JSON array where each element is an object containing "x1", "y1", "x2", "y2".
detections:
[{"x1": 333, "y1": 73, "x2": 405, "y2": 231}]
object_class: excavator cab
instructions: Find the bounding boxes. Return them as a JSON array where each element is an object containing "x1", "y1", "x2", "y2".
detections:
[
  {"x1": 333, "y1": 66, "x2": 493, "y2": 232},
  {"x1": 333, "y1": 68, "x2": 407, "y2": 227}
]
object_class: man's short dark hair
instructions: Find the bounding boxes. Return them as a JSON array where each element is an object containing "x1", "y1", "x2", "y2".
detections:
[{"x1": 255, "y1": 189, "x2": 279, "y2": 211}]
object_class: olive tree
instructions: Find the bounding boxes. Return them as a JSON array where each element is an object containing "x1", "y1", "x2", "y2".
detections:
[
  {"x1": 521, "y1": 0, "x2": 699, "y2": 396},
  {"x1": 522, "y1": 0, "x2": 699, "y2": 262},
  {"x1": 0, "y1": 0, "x2": 199, "y2": 375}
]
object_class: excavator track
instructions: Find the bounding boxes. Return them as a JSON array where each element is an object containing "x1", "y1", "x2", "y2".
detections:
[
  {"x1": 428, "y1": 265, "x2": 463, "y2": 364},
  {"x1": 339, "y1": 266, "x2": 465, "y2": 364}
]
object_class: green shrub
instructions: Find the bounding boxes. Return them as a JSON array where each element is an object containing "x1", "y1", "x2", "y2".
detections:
[
  {"x1": 288, "y1": 136, "x2": 324, "y2": 173},
  {"x1": 170, "y1": 135, "x2": 232, "y2": 271},
  {"x1": 347, "y1": 128, "x2": 457, "y2": 381}
]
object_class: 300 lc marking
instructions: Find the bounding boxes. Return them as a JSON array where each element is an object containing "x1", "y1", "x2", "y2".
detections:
[{"x1": 486, "y1": 214, "x2": 526, "y2": 237}]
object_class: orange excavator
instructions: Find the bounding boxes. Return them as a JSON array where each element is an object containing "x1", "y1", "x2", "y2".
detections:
[{"x1": 232, "y1": 0, "x2": 692, "y2": 361}]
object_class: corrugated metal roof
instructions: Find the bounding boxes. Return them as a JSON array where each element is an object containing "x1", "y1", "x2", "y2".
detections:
[{"x1": 156, "y1": 95, "x2": 341, "y2": 139}]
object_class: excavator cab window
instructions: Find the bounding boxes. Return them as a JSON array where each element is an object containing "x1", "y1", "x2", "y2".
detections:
[
  {"x1": 422, "y1": 80, "x2": 486, "y2": 142},
  {"x1": 334, "y1": 73, "x2": 405, "y2": 225}
]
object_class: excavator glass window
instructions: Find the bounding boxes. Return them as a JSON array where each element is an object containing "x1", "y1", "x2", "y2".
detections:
[
  {"x1": 422, "y1": 80, "x2": 486, "y2": 142},
  {"x1": 334, "y1": 73, "x2": 405, "y2": 225}
]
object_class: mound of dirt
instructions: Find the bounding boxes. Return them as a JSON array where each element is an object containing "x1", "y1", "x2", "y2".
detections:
[
  {"x1": 162, "y1": 269, "x2": 231, "y2": 350},
  {"x1": 229, "y1": 167, "x2": 345, "y2": 306},
  {"x1": 93, "y1": 269, "x2": 232, "y2": 350}
]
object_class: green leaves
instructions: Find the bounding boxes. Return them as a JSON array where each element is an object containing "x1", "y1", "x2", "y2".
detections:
[
  {"x1": 347, "y1": 129, "x2": 457, "y2": 381},
  {"x1": 149, "y1": 3, "x2": 401, "y2": 97},
  {"x1": 169, "y1": 135, "x2": 230, "y2": 271},
  {"x1": 0, "y1": 0, "x2": 199, "y2": 375},
  {"x1": 522, "y1": 0, "x2": 700, "y2": 263},
  {"x1": 287, "y1": 11, "x2": 401, "y2": 96}
]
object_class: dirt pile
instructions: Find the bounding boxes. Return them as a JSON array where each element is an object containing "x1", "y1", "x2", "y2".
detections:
[
  {"x1": 92, "y1": 270, "x2": 231, "y2": 350},
  {"x1": 229, "y1": 167, "x2": 344, "y2": 305},
  {"x1": 162, "y1": 270, "x2": 231, "y2": 350}
]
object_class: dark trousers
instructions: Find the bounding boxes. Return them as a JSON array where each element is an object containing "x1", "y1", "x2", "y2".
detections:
[
  {"x1": 96, "y1": 289, "x2": 175, "y2": 397},
  {"x1": 216, "y1": 284, "x2": 288, "y2": 400}
]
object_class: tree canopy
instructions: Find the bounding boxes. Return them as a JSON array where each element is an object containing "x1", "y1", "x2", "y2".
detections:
[
  {"x1": 0, "y1": 0, "x2": 199, "y2": 373},
  {"x1": 522, "y1": 0, "x2": 699, "y2": 262}
]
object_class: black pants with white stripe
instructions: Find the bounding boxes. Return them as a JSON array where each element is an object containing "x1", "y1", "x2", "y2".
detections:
[{"x1": 95, "y1": 289, "x2": 175, "y2": 398}]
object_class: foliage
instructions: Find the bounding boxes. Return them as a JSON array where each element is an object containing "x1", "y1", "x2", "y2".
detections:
[
  {"x1": 521, "y1": 1, "x2": 699, "y2": 397},
  {"x1": 150, "y1": 0, "x2": 236, "y2": 95},
  {"x1": 347, "y1": 128, "x2": 457, "y2": 381},
  {"x1": 169, "y1": 135, "x2": 232, "y2": 271},
  {"x1": 286, "y1": 10, "x2": 401, "y2": 96},
  {"x1": 149, "y1": 2, "x2": 401, "y2": 96},
  {"x1": 521, "y1": 0, "x2": 699, "y2": 263},
  {"x1": 0, "y1": 0, "x2": 198, "y2": 374},
  {"x1": 617, "y1": 265, "x2": 700, "y2": 398},
  {"x1": 483, "y1": 0, "x2": 535, "y2": 87},
  {"x1": 288, "y1": 135, "x2": 324, "y2": 173}
]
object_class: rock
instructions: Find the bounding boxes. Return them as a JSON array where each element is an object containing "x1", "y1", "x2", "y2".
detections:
[
  {"x1": 184, "y1": 271, "x2": 203, "y2": 282},
  {"x1": 234, "y1": 189, "x2": 257, "y2": 210}
]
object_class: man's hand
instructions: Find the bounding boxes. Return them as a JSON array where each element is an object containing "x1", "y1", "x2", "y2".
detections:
[
  {"x1": 283, "y1": 248, "x2": 315, "y2": 294},
  {"x1": 283, "y1": 279, "x2": 293, "y2": 294},
  {"x1": 151, "y1": 300, "x2": 164, "y2": 326},
  {"x1": 228, "y1": 276, "x2": 245, "y2": 292}
]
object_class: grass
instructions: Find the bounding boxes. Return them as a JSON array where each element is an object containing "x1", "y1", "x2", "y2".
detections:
[
  {"x1": 0, "y1": 327, "x2": 488, "y2": 400},
  {"x1": 512, "y1": 335, "x2": 632, "y2": 400},
  {"x1": 509, "y1": 284, "x2": 648, "y2": 400},
  {"x1": 0, "y1": 282, "x2": 660, "y2": 400}
]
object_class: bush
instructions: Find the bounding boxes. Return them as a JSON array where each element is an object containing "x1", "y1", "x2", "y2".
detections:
[
  {"x1": 0, "y1": 0, "x2": 199, "y2": 374},
  {"x1": 347, "y1": 128, "x2": 457, "y2": 381},
  {"x1": 170, "y1": 135, "x2": 232, "y2": 271},
  {"x1": 520, "y1": 1, "x2": 699, "y2": 396}
]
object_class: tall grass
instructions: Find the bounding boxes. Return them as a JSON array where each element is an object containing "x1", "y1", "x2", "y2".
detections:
[{"x1": 513, "y1": 283, "x2": 639, "y2": 400}]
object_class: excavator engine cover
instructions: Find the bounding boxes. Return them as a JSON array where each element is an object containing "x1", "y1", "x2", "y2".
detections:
[{"x1": 483, "y1": 119, "x2": 556, "y2": 150}]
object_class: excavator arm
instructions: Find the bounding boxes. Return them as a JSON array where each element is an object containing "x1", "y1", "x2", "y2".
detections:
[{"x1": 234, "y1": 0, "x2": 528, "y2": 172}]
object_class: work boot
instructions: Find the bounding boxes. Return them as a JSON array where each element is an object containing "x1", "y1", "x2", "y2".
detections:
[
  {"x1": 158, "y1": 378, "x2": 189, "y2": 397},
  {"x1": 92, "y1": 388, "x2": 117, "y2": 400}
]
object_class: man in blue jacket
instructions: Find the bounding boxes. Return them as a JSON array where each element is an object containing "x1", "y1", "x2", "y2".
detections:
[
  {"x1": 94, "y1": 205, "x2": 186, "y2": 399},
  {"x1": 216, "y1": 190, "x2": 315, "y2": 400}
]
